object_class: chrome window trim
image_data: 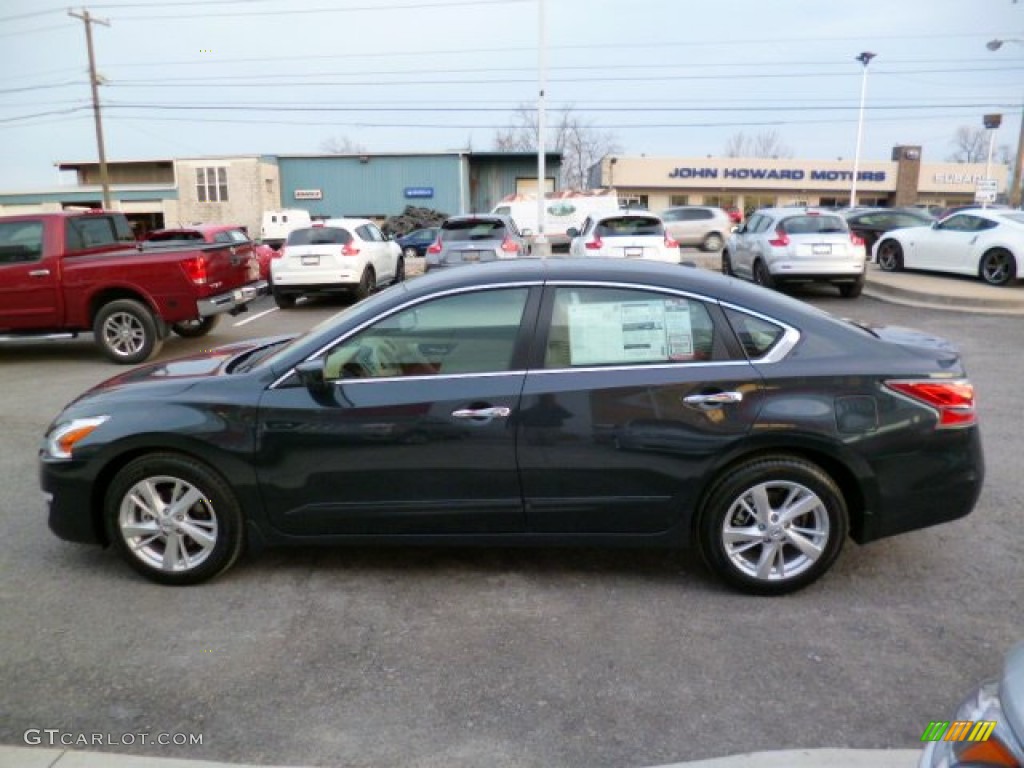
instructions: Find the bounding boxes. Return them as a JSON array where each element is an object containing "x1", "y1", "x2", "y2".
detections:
[
  {"x1": 269, "y1": 281, "x2": 541, "y2": 390},
  {"x1": 529, "y1": 360, "x2": 751, "y2": 376},
  {"x1": 718, "y1": 301, "x2": 801, "y2": 364}
]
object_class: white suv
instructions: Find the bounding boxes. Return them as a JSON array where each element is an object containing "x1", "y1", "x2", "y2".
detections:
[
  {"x1": 271, "y1": 218, "x2": 403, "y2": 308},
  {"x1": 723, "y1": 208, "x2": 867, "y2": 298}
]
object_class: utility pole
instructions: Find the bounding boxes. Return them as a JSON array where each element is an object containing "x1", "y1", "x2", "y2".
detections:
[{"x1": 69, "y1": 8, "x2": 112, "y2": 209}]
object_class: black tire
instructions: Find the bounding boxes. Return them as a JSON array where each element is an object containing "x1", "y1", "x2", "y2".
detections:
[
  {"x1": 721, "y1": 250, "x2": 734, "y2": 276},
  {"x1": 403, "y1": 246, "x2": 418, "y2": 260},
  {"x1": 354, "y1": 266, "x2": 375, "y2": 301},
  {"x1": 838, "y1": 276, "x2": 865, "y2": 299},
  {"x1": 697, "y1": 456, "x2": 848, "y2": 595},
  {"x1": 979, "y1": 248, "x2": 1017, "y2": 286},
  {"x1": 753, "y1": 259, "x2": 776, "y2": 290},
  {"x1": 273, "y1": 290, "x2": 296, "y2": 309},
  {"x1": 104, "y1": 453, "x2": 245, "y2": 586},
  {"x1": 876, "y1": 240, "x2": 904, "y2": 272},
  {"x1": 170, "y1": 315, "x2": 221, "y2": 338},
  {"x1": 94, "y1": 298, "x2": 163, "y2": 365},
  {"x1": 702, "y1": 232, "x2": 724, "y2": 252},
  {"x1": 392, "y1": 256, "x2": 406, "y2": 285}
]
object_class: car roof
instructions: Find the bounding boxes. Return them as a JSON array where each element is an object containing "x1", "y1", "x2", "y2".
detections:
[
  {"x1": 443, "y1": 214, "x2": 512, "y2": 224},
  {"x1": 594, "y1": 211, "x2": 663, "y2": 220},
  {"x1": 318, "y1": 217, "x2": 375, "y2": 228}
]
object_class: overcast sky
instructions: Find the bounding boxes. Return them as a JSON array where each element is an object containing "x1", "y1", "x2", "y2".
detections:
[{"x1": 1, "y1": 0, "x2": 1021, "y2": 190}]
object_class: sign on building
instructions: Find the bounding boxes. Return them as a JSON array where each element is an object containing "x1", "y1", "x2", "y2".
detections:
[{"x1": 294, "y1": 189, "x2": 323, "y2": 200}]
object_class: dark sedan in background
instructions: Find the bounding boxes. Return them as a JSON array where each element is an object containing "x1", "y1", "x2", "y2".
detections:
[
  {"x1": 40, "y1": 259, "x2": 983, "y2": 594},
  {"x1": 395, "y1": 226, "x2": 439, "y2": 259},
  {"x1": 843, "y1": 207, "x2": 935, "y2": 252}
]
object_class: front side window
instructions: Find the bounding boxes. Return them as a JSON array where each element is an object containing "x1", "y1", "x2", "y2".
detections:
[
  {"x1": 0, "y1": 221, "x2": 44, "y2": 264},
  {"x1": 196, "y1": 167, "x2": 228, "y2": 203},
  {"x1": 544, "y1": 287, "x2": 716, "y2": 369},
  {"x1": 323, "y1": 287, "x2": 530, "y2": 380}
]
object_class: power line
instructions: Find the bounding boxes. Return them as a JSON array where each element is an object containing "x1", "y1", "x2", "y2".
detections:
[{"x1": 112, "y1": 0, "x2": 531, "y2": 20}]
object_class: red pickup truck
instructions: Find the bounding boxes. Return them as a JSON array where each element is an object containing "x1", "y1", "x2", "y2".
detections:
[{"x1": 0, "y1": 210, "x2": 267, "y2": 364}]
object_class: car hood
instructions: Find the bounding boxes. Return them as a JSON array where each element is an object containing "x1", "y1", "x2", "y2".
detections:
[{"x1": 66, "y1": 337, "x2": 285, "y2": 408}]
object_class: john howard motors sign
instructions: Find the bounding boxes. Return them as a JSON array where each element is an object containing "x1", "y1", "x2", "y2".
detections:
[{"x1": 667, "y1": 166, "x2": 887, "y2": 183}]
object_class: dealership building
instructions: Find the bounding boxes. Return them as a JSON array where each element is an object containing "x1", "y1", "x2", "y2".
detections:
[
  {"x1": 588, "y1": 145, "x2": 1010, "y2": 214},
  {"x1": 0, "y1": 144, "x2": 1009, "y2": 237}
]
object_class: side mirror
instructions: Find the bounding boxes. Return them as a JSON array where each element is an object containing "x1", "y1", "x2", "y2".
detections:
[
  {"x1": 295, "y1": 359, "x2": 328, "y2": 391},
  {"x1": 566, "y1": 227, "x2": 579, "y2": 238}
]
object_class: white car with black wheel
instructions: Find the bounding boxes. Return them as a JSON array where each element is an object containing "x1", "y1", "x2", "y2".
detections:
[
  {"x1": 270, "y1": 218, "x2": 404, "y2": 308},
  {"x1": 874, "y1": 208, "x2": 1024, "y2": 286}
]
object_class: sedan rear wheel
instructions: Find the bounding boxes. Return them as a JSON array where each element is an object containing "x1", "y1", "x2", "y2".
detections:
[
  {"x1": 979, "y1": 248, "x2": 1016, "y2": 286},
  {"x1": 698, "y1": 456, "x2": 848, "y2": 595},
  {"x1": 876, "y1": 240, "x2": 904, "y2": 272},
  {"x1": 105, "y1": 453, "x2": 244, "y2": 585}
]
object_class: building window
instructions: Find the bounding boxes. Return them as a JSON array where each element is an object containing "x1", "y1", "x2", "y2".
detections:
[
  {"x1": 196, "y1": 167, "x2": 228, "y2": 202},
  {"x1": 703, "y1": 194, "x2": 737, "y2": 209},
  {"x1": 620, "y1": 194, "x2": 648, "y2": 210},
  {"x1": 669, "y1": 194, "x2": 689, "y2": 207}
]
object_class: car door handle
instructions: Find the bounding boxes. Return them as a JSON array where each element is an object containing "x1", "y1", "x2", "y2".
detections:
[
  {"x1": 28, "y1": 269, "x2": 51, "y2": 277},
  {"x1": 452, "y1": 406, "x2": 511, "y2": 420},
  {"x1": 683, "y1": 391, "x2": 744, "y2": 406}
]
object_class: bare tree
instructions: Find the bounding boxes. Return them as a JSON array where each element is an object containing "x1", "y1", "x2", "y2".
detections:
[
  {"x1": 493, "y1": 104, "x2": 621, "y2": 189},
  {"x1": 723, "y1": 130, "x2": 793, "y2": 158},
  {"x1": 320, "y1": 135, "x2": 367, "y2": 154},
  {"x1": 947, "y1": 126, "x2": 988, "y2": 163}
]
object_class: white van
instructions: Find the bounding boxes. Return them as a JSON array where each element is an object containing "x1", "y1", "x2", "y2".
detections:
[
  {"x1": 491, "y1": 189, "x2": 620, "y2": 251},
  {"x1": 260, "y1": 209, "x2": 312, "y2": 248}
]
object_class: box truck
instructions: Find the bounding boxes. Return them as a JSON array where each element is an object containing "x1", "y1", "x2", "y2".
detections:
[{"x1": 491, "y1": 189, "x2": 619, "y2": 251}]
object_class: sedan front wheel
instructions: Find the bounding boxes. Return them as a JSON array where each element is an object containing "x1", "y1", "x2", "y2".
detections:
[
  {"x1": 698, "y1": 456, "x2": 848, "y2": 595},
  {"x1": 979, "y1": 248, "x2": 1017, "y2": 286},
  {"x1": 105, "y1": 453, "x2": 245, "y2": 585}
]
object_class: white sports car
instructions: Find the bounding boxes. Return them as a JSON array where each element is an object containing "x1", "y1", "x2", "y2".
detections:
[{"x1": 873, "y1": 208, "x2": 1024, "y2": 286}]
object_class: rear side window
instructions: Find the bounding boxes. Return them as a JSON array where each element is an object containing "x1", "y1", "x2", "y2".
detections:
[
  {"x1": 287, "y1": 227, "x2": 352, "y2": 246},
  {"x1": 780, "y1": 215, "x2": 848, "y2": 235},
  {"x1": 595, "y1": 217, "x2": 665, "y2": 237},
  {"x1": 0, "y1": 221, "x2": 44, "y2": 264},
  {"x1": 65, "y1": 215, "x2": 134, "y2": 251},
  {"x1": 544, "y1": 286, "x2": 717, "y2": 368},
  {"x1": 723, "y1": 308, "x2": 786, "y2": 359},
  {"x1": 442, "y1": 220, "x2": 507, "y2": 241}
]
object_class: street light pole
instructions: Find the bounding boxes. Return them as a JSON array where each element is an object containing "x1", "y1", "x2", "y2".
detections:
[
  {"x1": 987, "y1": 38, "x2": 1024, "y2": 208},
  {"x1": 534, "y1": 0, "x2": 549, "y2": 257},
  {"x1": 849, "y1": 51, "x2": 876, "y2": 208}
]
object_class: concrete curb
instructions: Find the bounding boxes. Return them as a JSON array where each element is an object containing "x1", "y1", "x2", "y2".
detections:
[{"x1": 0, "y1": 746, "x2": 923, "y2": 768}]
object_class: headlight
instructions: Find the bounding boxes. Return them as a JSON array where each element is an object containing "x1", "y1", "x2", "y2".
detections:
[
  {"x1": 44, "y1": 416, "x2": 110, "y2": 460},
  {"x1": 920, "y1": 678, "x2": 1024, "y2": 768}
]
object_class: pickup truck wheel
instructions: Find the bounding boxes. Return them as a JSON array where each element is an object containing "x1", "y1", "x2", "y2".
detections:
[
  {"x1": 171, "y1": 315, "x2": 221, "y2": 338},
  {"x1": 105, "y1": 453, "x2": 245, "y2": 585},
  {"x1": 94, "y1": 299, "x2": 162, "y2": 365}
]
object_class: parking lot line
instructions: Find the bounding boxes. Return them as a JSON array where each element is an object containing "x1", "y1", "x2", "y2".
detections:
[{"x1": 233, "y1": 307, "x2": 278, "y2": 327}]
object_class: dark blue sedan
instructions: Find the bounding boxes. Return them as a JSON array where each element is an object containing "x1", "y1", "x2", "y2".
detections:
[
  {"x1": 395, "y1": 227, "x2": 440, "y2": 258},
  {"x1": 40, "y1": 258, "x2": 983, "y2": 593}
]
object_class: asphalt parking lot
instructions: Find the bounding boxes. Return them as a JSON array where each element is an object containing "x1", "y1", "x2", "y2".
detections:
[{"x1": 1, "y1": 265, "x2": 1021, "y2": 768}]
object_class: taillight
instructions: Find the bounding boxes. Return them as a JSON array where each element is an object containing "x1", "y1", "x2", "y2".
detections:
[
  {"x1": 426, "y1": 240, "x2": 442, "y2": 255},
  {"x1": 585, "y1": 236, "x2": 603, "y2": 251},
  {"x1": 850, "y1": 232, "x2": 865, "y2": 246},
  {"x1": 885, "y1": 379, "x2": 976, "y2": 428},
  {"x1": 500, "y1": 237, "x2": 519, "y2": 254},
  {"x1": 342, "y1": 242, "x2": 360, "y2": 257},
  {"x1": 181, "y1": 256, "x2": 208, "y2": 285},
  {"x1": 768, "y1": 228, "x2": 790, "y2": 247},
  {"x1": 664, "y1": 233, "x2": 679, "y2": 248}
]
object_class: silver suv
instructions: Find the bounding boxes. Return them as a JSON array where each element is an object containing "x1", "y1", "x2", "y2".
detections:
[
  {"x1": 723, "y1": 208, "x2": 867, "y2": 298},
  {"x1": 659, "y1": 205, "x2": 733, "y2": 252},
  {"x1": 424, "y1": 214, "x2": 529, "y2": 271}
]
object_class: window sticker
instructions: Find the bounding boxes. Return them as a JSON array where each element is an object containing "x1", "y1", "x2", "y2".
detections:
[{"x1": 567, "y1": 299, "x2": 694, "y2": 365}]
